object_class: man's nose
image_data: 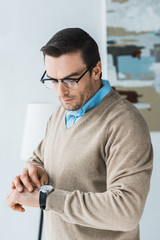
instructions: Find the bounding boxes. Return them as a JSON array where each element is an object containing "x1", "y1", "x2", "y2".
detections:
[{"x1": 57, "y1": 81, "x2": 69, "y2": 96}]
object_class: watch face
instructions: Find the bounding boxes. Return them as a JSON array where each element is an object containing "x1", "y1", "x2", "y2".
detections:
[{"x1": 39, "y1": 185, "x2": 54, "y2": 193}]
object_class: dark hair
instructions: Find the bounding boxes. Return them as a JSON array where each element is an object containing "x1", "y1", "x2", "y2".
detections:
[{"x1": 40, "y1": 28, "x2": 101, "y2": 74}]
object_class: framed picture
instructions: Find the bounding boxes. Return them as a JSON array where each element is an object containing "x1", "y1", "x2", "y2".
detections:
[{"x1": 106, "y1": 0, "x2": 160, "y2": 131}]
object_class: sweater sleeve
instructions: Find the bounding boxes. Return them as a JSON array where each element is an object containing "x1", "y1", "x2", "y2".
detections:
[{"x1": 45, "y1": 110, "x2": 153, "y2": 232}]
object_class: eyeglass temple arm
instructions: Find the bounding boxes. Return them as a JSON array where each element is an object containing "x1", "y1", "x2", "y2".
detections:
[{"x1": 40, "y1": 70, "x2": 46, "y2": 82}]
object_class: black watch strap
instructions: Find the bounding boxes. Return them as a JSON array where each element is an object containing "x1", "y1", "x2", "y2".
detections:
[{"x1": 40, "y1": 192, "x2": 47, "y2": 210}]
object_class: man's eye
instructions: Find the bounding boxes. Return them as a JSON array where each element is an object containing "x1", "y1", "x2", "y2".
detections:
[
  {"x1": 51, "y1": 79, "x2": 58, "y2": 83},
  {"x1": 64, "y1": 79, "x2": 76, "y2": 83}
]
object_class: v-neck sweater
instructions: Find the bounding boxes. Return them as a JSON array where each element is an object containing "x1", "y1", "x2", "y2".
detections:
[
  {"x1": 65, "y1": 80, "x2": 111, "y2": 128},
  {"x1": 27, "y1": 89, "x2": 153, "y2": 240}
]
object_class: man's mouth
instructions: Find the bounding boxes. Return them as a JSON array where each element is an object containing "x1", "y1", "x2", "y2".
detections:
[{"x1": 62, "y1": 98, "x2": 73, "y2": 103}]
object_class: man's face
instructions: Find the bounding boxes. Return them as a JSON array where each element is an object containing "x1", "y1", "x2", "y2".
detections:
[{"x1": 45, "y1": 52, "x2": 101, "y2": 111}]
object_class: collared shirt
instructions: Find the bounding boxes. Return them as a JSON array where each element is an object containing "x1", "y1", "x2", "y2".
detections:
[{"x1": 65, "y1": 80, "x2": 112, "y2": 128}]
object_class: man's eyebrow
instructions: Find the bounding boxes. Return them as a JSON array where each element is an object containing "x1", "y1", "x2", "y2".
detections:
[
  {"x1": 46, "y1": 74, "x2": 55, "y2": 79},
  {"x1": 46, "y1": 70, "x2": 82, "y2": 80}
]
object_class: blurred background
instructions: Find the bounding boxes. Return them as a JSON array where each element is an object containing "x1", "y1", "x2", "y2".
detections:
[{"x1": 0, "y1": 0, "x2": 159, "y2": 239}]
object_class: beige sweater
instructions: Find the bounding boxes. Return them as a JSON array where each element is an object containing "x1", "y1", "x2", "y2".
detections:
[{"x1": 27, "y1": 90, "x2": 153, "y2": 240}]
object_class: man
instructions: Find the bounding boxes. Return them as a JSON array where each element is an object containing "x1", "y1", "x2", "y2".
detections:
[{"x1": 7, "y1": 28, "x2": 153, "y2": 240}]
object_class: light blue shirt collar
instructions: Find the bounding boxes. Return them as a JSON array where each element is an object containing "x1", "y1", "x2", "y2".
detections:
[{"x1": 65, "y1": 80, "x2": 111, "y2": 128}]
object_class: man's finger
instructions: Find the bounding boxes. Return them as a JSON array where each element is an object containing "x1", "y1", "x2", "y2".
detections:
[
  {"x1": 8, "y1": 201, "x2": 25, "y2": 212},
  {"x1": 7, "y1": 191, "x2": 23, "y2": 212},
  {"x1": 6, "y1": 190, "x2": 14, "y2": 200},
  {"x1": 28, "y1": 165, "x2": 41, "y2": 188},
  {"x1": 12, "y1": 176, "x2": 24, "y2": 192},
  {"x1": 13, "y1": 204, "x2": 25, "y2": 212},
  {"x1": 10, "y1": 181, "x2": 15, "y2": 189},
  {"x1": 20, "y1": 168, "x2": 34, "y2": 192},
  {"x1": 40, "y1": 174, "x2": 48, "y2": 186}
]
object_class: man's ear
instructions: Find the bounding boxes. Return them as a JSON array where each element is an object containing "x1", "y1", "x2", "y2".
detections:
[{"x1": 92, "y1": 61, "x2": 102, "y2": 80}]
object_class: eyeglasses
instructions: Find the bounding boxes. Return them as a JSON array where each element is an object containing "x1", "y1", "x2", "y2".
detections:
[{"x1": 40, "y1": 66, "x2": 91, "y2": 90}]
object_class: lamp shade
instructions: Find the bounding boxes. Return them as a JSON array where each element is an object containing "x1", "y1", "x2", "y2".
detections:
[{"x1": 21, "y1": 103, "x2": 58, "y2": 160}]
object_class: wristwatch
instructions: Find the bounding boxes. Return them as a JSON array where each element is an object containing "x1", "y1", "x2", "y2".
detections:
[{"x1": 39, "y1": 185, "x2": 54, "y2": 210}]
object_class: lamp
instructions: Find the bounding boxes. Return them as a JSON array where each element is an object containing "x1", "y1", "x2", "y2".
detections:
[
  {"x1": 21, "y1": 102, "x2": 58, "y2": 240},
  {"x1": 21, "y1": 103, "x2": 57, "y2": 160}
]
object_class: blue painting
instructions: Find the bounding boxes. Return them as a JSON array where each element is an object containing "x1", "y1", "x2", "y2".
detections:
[
  {"x1": 106, "y1": 0, "x2": 160, "y2": 131},
  {"x1": 118, "y1": 56, "x2": 155, "y2": 80}
]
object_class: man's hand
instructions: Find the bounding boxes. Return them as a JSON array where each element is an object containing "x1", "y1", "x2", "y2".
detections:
[
  {"x1": 7, "y1": 187, "x2": 39, "y2": 212},
  {"x1": 10, "y1": 164, "x2": 48, "y2": 193}
]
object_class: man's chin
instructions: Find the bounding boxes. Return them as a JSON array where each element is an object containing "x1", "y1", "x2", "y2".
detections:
[
  {"x1": 61, "y1": 102, "x2": 73, "y2": 111},
  {"x1": 61, "y1": 102, "x2": 80, "y2": 111}
]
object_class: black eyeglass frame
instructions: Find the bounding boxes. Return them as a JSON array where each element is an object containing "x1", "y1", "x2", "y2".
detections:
[{"x1": 40, "y1": 66, "x2": 92, "y2": 87}]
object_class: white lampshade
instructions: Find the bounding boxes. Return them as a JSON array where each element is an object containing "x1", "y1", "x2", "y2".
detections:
[{"x1": 21, "y1": 103, "x2": 58, "y2": 160}]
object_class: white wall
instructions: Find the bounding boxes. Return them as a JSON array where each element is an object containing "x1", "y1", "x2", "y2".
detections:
[
  {"x1": 0, "y1": 0, "x2": 107, "y2": 239},
  {"x1": 0, "y1": 0, "x2": 159, "y2": 239},
  {"x1": 140, "y1": 132, "x2": 160, "y2": 239}
]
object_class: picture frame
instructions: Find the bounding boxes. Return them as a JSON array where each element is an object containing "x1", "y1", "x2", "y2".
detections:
[{"x1": 106, "y1": 0, "x2": 160, "y2": 131}]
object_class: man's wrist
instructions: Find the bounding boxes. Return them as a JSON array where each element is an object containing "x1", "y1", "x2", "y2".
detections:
[{"x1": 39, "y1": 185, "x2": 54, "y2": 210}]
